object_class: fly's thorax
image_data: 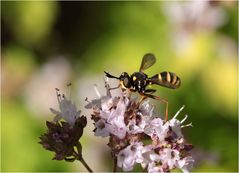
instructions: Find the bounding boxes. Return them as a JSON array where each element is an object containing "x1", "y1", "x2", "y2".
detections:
[{"x1": 131, "y1": 72, "x2": 148, "y2": 92}]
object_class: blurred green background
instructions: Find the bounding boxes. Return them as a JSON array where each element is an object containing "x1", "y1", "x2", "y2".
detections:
[{"x1": 1, "y1": 1, "x2": 238, "y2": 172}]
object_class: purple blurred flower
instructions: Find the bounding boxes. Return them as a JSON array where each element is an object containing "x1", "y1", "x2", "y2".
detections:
[{"x1": 163, "y1": 1, "x2": 227, "y2": 32}]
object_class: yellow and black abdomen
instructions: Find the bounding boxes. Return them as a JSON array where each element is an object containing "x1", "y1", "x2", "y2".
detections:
[{"x1": 148, "y1": 71, "x2": 181, "y2": 89}]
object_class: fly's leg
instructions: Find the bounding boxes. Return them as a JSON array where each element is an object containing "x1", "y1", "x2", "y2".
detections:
[
  {"x1": 137, "y1": 89, "x2": 157, "y2": 107},
  {"x1": 108, "y1": 84, "x2": 120, "y2": 90},
  {"x1": 144, "y1": 89, "x2": 156, "y2": 94}
]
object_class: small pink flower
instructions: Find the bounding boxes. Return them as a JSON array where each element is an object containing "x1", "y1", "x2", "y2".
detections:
[
  {"x1": 176, "y1": 156, "x2": 194, "y2": 173},
  {"x1": 159, "y1": 148, "x2": 180, "y2": 169},
  {"x1": 144, "y1": 118, "x2": 168, "y2": 141},
  {"x1": 117, "y1": 142, "x2": 144, "y2": 171},
  {"x1": 86, "y1": 81, "x2": 194, "y2": 172},
  {"x1": 94, "y1": 119, "x2": 110, "y2": 137}
]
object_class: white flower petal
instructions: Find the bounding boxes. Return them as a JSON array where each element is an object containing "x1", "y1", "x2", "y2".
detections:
[
  {"x1": 108, "y1": 99, "x2": 126, "y2": 122},
  {"x1": 144, "y1": 118, "x2": 168, "y2": 141},
  {"x1": 50, "y1": 91, "x2": 81, "y2": 126},
  {"x1": 49, "y1": 108, "x2": 61, "y2": 115},
  {"x1": 117, "y1": 142, "x2": 144, "y2": 171},
  {"x1": 95, "y1": 120, "x2": 110, "y2": 137}
]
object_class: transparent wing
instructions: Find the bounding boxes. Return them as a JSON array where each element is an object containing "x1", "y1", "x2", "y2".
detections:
[{"x1": 139, "y1": 53, "x2": 156, "y2": 72}]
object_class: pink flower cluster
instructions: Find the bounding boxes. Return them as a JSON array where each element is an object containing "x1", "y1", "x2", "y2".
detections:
[{"x1": 85, "y1": 81, "x2": 194, "y2": 173}]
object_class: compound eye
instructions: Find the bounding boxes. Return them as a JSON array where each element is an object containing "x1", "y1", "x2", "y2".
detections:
[{"x1": 123, "y1": 78, "x2": 129, "y2": 87}]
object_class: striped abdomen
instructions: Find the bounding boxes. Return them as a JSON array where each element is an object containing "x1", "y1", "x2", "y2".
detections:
[{"x1": 149, "y1": 71, "x2": 181, "y2": 89}]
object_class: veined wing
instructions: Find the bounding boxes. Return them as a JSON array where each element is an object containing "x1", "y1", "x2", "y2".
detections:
[{"x1": 139, "y1": 53, "x2": 156, "y2": 72}]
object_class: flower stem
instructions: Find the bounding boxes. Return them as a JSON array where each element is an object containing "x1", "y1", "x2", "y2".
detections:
[
  {"x1": 75, "y1": 142, "x2": 93, "y2": 173},
  {"x1": 79, "y1": 157, "x2": 93, "y2": 173},
  {"x1": 113, "y1": 157, "x2": 117, "y2": 172}
]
